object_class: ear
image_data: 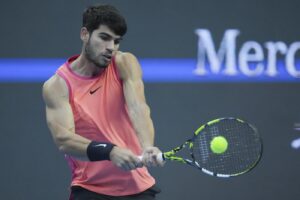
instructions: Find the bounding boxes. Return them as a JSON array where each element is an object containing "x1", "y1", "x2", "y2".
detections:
[{"x1": 80, "y1": 27, "x2": 90, "y2": 42}]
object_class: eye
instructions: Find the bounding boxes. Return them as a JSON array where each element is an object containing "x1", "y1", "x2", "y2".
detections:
[
  {"x1": 100, "y1": 35, "x2": 110, "y2": 41},
  {"x1": 114, "y1": 39, "x2": 121, "y2": 45}
]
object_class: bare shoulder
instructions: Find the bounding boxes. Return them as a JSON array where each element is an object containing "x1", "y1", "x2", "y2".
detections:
[
  {"x1": 114, "y1": 51, "x2": 138, "y2": 66},
  {"x1": 42, "y1": 74, "x2": 69, "y2": 107},
  {"x1": 114, "y1": 51, "x2": 142, "y2": 80}
]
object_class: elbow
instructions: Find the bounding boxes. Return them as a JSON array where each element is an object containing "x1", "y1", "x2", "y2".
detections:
[
  {"x1": 54, "y1": 134, "x2": 70, "y2": 153},
  {"x1": 58, "y1": 144, "x2": 67, "y2": 153}
]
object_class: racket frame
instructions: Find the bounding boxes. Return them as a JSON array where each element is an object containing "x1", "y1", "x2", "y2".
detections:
[{"x1": 161, "y1": 117, "x2": 263, "y2": 178}]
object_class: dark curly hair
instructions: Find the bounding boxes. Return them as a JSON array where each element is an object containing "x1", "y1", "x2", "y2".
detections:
[{"x1": 82, "y1": 4, "x2": 127, "y2": 36}]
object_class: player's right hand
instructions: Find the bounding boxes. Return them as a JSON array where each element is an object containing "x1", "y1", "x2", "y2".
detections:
[
  {"x1": 109, "y1": 146, "x2": 143, "y2": 171},
  {"x1": 141, "y1": 146, "x2": 165, "y2": 167}
]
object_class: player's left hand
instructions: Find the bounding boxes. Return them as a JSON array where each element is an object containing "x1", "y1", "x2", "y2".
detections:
[{"x1": 141, "y1": 146, "x2": 165, "y2": 167}]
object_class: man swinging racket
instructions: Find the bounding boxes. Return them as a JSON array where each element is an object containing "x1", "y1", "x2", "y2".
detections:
[{"x1": 43, "y1": 4, "x2": 163, "y2": 200}]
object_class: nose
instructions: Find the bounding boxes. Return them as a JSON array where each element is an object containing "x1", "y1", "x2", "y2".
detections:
[{"x1": 106, "y1": 40, "x2": 115, "y2": 52}]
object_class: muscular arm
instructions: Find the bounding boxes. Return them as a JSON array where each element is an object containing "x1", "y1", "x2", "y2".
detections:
[
  {"x1": 115, "y1": 52, "x2": 163, "y2": 166},
  {"x1": 43, "y1": 75, "x2": 91, "y2": 160},
  {"x1": 43, "y1": 74, "x2": 142, "y2": 170},
  {"x1": 116, "y1": 52, "x2": 154, "y2": 148}
]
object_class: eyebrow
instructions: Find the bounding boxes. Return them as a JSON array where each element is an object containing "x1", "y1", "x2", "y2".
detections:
[{"x1": 98, "y1": 32, "x2": 122, "y2": 41}]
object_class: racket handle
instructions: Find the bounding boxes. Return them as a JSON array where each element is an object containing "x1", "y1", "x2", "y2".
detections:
[
  {"x1": 156, "y1": 152, "x2": 165, "y2": 162},
  {"x1": 137, "y1": 153, "x2": 165, "y2": 162}
]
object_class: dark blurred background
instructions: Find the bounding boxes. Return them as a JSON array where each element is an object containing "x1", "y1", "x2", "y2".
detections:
[{"x1": 1, "y1": 0, "x2": 300, "y2": 199}]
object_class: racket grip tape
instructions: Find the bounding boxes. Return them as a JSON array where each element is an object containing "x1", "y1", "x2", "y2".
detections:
[
  {"x1": 137, "y1": 153, "x2": 165, "y2": 162},
  {"x1": 157, "y1": 153, "x2": 165, "y2": 162}
]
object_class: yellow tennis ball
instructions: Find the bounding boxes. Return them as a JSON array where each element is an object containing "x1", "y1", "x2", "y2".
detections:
[{"x1": 210, "y1": 136, "x2": 228, "y2": 154}]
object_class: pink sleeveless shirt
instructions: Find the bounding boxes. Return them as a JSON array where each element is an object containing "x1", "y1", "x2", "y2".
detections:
[{"x1": 56, "y1": 55, "x2": 155, "y2": 196}]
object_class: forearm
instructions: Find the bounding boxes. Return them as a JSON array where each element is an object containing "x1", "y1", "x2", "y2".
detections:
[
  {"x1": 127, "y1": 104, "x2": 165, "y2": 167},
  {"x1": 49, "y1": 123, "x2": 91, "y2": 160},
  {"x1": 49, "y1": 123, "x2": 114, "y2": 161},
  {"x1": 127, "y1": 102, "x2": 155, "y2": 149},
  {"x1": 57, "y1": 134, "x2": 90, "y2": 160}
]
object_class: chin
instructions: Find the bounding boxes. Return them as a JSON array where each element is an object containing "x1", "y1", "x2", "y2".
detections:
[{"x1": 94, "y1": 61, "x2": 110, "y2": 69}]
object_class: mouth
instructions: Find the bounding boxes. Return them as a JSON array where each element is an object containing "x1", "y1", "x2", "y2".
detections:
[{"x1": 102, "y1": 54, "x2": 112, "y2": 61}]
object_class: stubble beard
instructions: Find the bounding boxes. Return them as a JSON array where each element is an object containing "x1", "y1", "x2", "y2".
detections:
[{"x1": 84, "y1": 41, "x2": 109, "y2": 69}]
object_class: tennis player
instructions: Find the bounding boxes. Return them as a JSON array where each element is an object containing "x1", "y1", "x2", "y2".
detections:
[{"x1": 43, "y1": 4, "x2": 163, "y2": 200}]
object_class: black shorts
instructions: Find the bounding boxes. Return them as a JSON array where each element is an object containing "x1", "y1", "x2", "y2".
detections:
[{"x1": 70, "y1": 185, "x2": 161, "y2": 200}]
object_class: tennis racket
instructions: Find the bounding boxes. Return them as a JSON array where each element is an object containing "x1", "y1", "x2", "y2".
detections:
[{"x1": 155, "y1": 117, "x2": 262, "y2": 178}]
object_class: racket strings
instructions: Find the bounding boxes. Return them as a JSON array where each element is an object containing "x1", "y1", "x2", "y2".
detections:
[{"x1": 192, "y1": 119, "x2": 262, "y2": 176}]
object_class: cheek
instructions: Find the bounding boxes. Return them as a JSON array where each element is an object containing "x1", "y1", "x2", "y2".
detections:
[
  {"x1": 90, "y1": 38, "x2": 105, "y2": 51},
  {"x1": 93, "y1": 42, "x2": 102, "y2": 51}
]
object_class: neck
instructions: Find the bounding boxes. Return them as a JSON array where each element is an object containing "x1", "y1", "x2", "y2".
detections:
[{"x1": 70, "y1": 54, "x2": 105, "y2": 77}]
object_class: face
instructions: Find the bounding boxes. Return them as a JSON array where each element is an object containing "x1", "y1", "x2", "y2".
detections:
[{"x1": 83, "y1": 25, "x2": 122, "y2": 68}]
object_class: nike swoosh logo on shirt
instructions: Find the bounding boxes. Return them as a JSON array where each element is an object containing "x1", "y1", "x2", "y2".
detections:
[{"x1": 89, "y1": 86, "x2": 102, "y2": 95}]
